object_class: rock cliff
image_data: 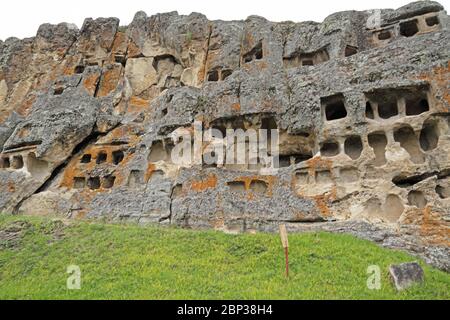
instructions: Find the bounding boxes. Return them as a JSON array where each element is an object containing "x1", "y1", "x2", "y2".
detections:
[{"x1": 0, "y1": 1, "x2": 449, "y2": 270}]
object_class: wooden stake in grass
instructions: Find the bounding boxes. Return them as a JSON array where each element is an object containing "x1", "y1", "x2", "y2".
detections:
[{"x1": 279, "y1": 224, "x2": 289, "y2": 278}]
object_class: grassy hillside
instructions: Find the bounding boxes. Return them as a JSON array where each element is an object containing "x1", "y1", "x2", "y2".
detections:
[{"x1": 0, "y1": 214, "x2": 448, "y2": 300}]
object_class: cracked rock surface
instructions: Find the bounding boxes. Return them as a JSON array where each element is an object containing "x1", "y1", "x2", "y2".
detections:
[{"x1": 0, "y1": 1, "x2": 449, "y2": 271}]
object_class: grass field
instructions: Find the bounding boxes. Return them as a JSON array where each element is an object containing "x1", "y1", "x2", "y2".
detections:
[{"x1": 0, "y1": 214, "x2": 449, "y2": 300}]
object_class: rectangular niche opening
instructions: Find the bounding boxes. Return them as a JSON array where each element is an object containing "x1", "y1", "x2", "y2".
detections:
[
  {"x1": 405, "y1": 90, "x2": 429, "y2": 116},
  {"x1": 425, "y1": 16, "x2": 439, "y2": 27},
  {"x1": 74, "y1": 65, "x2": 85, "y2": 74},
  {"x1": 112, "y1": 150, "x2": 125, "y2": 165},
  {"x1": 87, "y1": 177, "x2": 101, "y2": 190},
  {"x1": 377, "y1": 30, "x2": 392, "y2": 40},
  {"x1": 96, "y1": 152, "x2": 107, "y2": 164},
  {"x1": 316, "y1": 170, "x2": 332, "y2": 184},
  {"x1": 394, "y1": 125, "x2": 425, "y2": 164},
  {"x1": 344, "y1": 45, "x2": 358, "y2": 57},
  {"x1": 365, "y1": 102, "x2": 375, "y2": 119},
  {"x1": 227, "y1": 181, "x2": 246, "y2": 192},
  {"x1": 378, "y1": 98, "x2": 398, "y2": 119},
  {"x1": 339, "y1": 167, "x2": 359, "y2": 183},
  {"x1": 103, "y1": 175, "x2": 116, "y2": 189},
  {"x1": 243, "y1": 41, "x2": 263, "y2": 64},
  {"x1": 344, "y1": 136, "x2": 363, "y2": 160},
  {"x1": 207, "y1": 70, "x2": 219, "y2": 82},
  {"x1": 221, "y1": 69, "x2": 233, "y2": 80},
  {"x1": 436, "y1": 181, "x2": 449, "y2": 199},
  {"x1": 365, "y1": 90, "x2": 399, "y2": 119},
  {"x1": 73, "y1": 177, "x2": 86, "y2": 189},
  {"x1": 250, "y1": 180, "x2": 268, "y2": 194},
  {"x1": 400, "y1": 19, "x2": 419, "y2": 37},
  {"x1": 80, "y1": 154, "x2": 92, "y2": 164},
  {"x1": 11, "y1": 155, "x2": 24, "y2": 169},
  {"x1": 301, "y1": 48, "x2": 329, "y2": 66},
  {"x1": 320, "y1": 141, "x2": 340, "y2": 157},
  {"x1": 0, "y1": 157, "x2": 10, "y2": 169},
  {"x1": 295, "y1": 172, "x2": 310, "y2": 185},
  {"x1": 148, "y1": 140, "x2": 168, "y2": 163},
  {"x1": 368, "y1": 132, "x2": 387, "y2": 166},
  {"x1": 278, "y1": 156, "x2": 292, "y2": 168},
  {"x1": 283, "y1": 48, "x2": 329, "y2": 69},
  {"x1": 54, "y1": 87, "x2": 64, "y2": 95},
  {"x1": 322, "y1": 94, "x2": 347, "y2": 121},
  {"x1": 128, "y1": 170, "x2": 144, "y2": 187}
]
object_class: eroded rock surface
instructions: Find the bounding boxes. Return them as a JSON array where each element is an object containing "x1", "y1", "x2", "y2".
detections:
[{"x1": 0, "y1": 1, "x2": 449, "y2": 270}]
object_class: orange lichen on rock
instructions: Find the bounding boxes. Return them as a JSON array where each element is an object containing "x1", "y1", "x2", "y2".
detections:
[
  {"x1": 190, "y1": 173, "x2": 218, "y2": 192},
  {"x1": 82, "y1": 73, "x2": 101, "y2": 96},
  {"x1": 311, "y1": 190, "x2": 338, "y2": 218},
  {"x1": 420, "y1": 206, "x2": 450, "y2": 246},
  {"x1": 97, "y1": 65, "x2": 122, "y2": 97},
  {"x1": 231, "y1": 103, "x2": 241, "y2": 112},
  {"x1": 417, "y1": 61, "x2": 450, "y2": 112},
  {"x1": 292, "y1": 156, "x2": 337, "y2": 218},
  {"x1": 144, "y1": 163, "x2": 156, "y2": 182},
  {"x1": 126, "y1": 40, "x2": 142, "y2": 58},
  {"x1": 305, "y1": 156, "x2": 333, "y2": 177},
  {"x1": 60, "y1": 143, "x2": 132, "y2": 191},
  {"x1": 110, "y1": 32, "x2": 128, "y2": 57},
  {"x1": 103, "y1": 124, "x2": 143, "y2": 146},
  {"x1": 233, "y1": 175, "x2": 276, "y2": 199},
  {"x1": 129, "y1": 96, "x2": 150, "y2": 109}
]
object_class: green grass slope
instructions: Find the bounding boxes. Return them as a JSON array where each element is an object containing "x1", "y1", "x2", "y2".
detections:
[{"x1": 0, "y1": 214, "x2": 448, "y2": 300}]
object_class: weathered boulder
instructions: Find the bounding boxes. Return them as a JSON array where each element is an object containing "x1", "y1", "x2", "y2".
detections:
[{"x1": 389, "y1": 262, "x2": 425, "y2": 290}]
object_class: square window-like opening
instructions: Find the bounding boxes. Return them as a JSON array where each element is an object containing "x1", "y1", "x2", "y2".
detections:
[
  {"x1": 114, "y1": 55, "x2": 127, "y2": 67},
  {"x1": 366, "y1": 102, "x2": 375, "y2": 119},
  {"x1": 80, "y1": 154, "x2": 91, "y2": 163},
  {"x1": 378, "y1": 99, "x2": 398, "y2": 119},
  {"x1": 11, "y1": 155, "x2": 24, "y2": 169},
  {"x1": 0, "y1": 157, "x2": 10, "y2": 169},
  {"x1": 278, "y1": 156, "x2": 292, "y2": 168},
  {"x1": 320, "y1": 141, "x2": 340, "y2": 157},
  {"x1": 378, "y1": 30, "x2": 391, "y2": 40},
  {"x1": 227, "y1": 181, "x2": 246, "y2": 192},
  {"x1": 112, "y1": 150, "x2": 124, "y2": 165},
  {"x1": 103, "y1": 175, "x2": 116, "y2": 189},
  {"x1": 345, "y1": 46, "x2": 358, "y2": 57},
  {"x1": 221, "y1": 69, "x2": 232, "y2": 80},
  {"x1": 400, "y1": 20, "x2": 419, "y2": 37},
  {"x1": 96, "y1": 152, "x2": 107, "y2": 164},
  {"x1": 54, "y1": 87, "x2": 64, "y2": 95},
  {"x1": 207, "y1": 70, "x2": 219, "y2": 82},
  {"x1": 323, "y1": 95, "x2": 347, "y2": 121},
  {"x1": 74, "y1": 65, "x2": 85, "y2": 74},
  {"x1": 128, "y1": 170, "x2": 143, "y2": 187},
  {"x1": 243, "y1": 55, "x2": 253, "y2": 63},
  {"x1": 344, "y1": 136, "x2": 363, "y2": 160},
  {"x1": 73, "y1": 177, "x2": 86, "y2": 189},
  {"x1": 255, "y1": 48, "x2": 263, "y2": 60},
  {"x1": 406, "y1": 98, "x2": 429, "y2": 116},
  {"x1": 87, "y1": 177, "x2": 101, "y2": 190},
  {"x1": 425, "y1": 16, "x2": 439, "y2": 27},
  {"x1": 302, "y1": 60, "x2": 314, "y2": 66},
  {"x1": 243, "y1": 41, "x2": 263, "y2": 64},
  {"x1": 368, "y1": 132, "x2": 388, "y2": 166}
]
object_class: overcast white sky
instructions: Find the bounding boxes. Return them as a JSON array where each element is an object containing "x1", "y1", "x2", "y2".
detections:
[{"x1": 1, "y1": 0, "x2": 449, "y2": 40}]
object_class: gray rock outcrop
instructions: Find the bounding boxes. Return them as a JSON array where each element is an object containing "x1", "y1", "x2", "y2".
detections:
[{"x1": 0, "y1": 1, "x2": 449, "y2": 270}]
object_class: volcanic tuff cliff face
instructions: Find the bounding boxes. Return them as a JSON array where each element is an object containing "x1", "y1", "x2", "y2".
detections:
[{"x1": 0, "y1": 1, "x2": 449, "y2": 269}]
